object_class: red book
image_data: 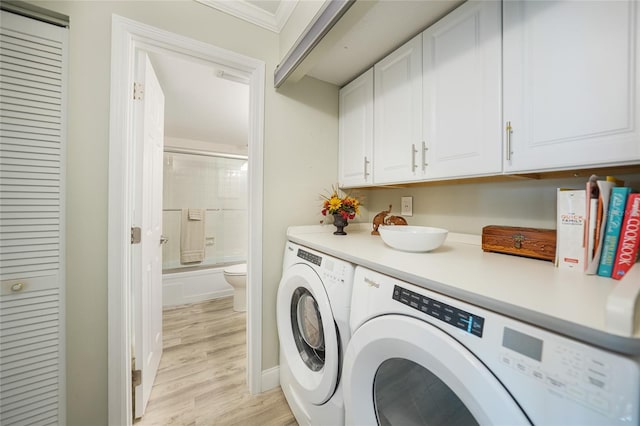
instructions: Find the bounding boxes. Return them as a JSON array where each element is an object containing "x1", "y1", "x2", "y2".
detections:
[{"x1": 612, "y1": 194, "x2": 640, "y2": 280}]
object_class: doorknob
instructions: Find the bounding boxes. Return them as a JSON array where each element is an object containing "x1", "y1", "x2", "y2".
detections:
[{"x1": 160, "y1": 235, "x2": 169, "y2": 245}]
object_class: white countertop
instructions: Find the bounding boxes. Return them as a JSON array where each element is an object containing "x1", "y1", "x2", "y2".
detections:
[{"x1": 287, "y1": 224, "x2": 640, "y2": 355}]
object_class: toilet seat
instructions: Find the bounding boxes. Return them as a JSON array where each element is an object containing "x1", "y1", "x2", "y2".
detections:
[{"x1": 224, "y1": 263, "x2": 246, "y2": 276}]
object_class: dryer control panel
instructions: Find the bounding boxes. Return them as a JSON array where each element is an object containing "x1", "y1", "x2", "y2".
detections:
[{"x1": 393, "y1": 285, "x2": 485, "y2": 337}]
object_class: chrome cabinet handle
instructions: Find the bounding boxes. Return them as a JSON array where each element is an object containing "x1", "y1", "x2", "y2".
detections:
[
  {"x1": 411, "y1": 144, "x2": 418, "y2": 172},
  {"x1": 506, "y1": 121, "x2": 513, "y2": 161},
  {"x1": 160, "y1": 235, "x2": 169, "y2": 245},
  {"x1": 422, "y1": 141, "x2": 428, "y2": 171},
  {"x1": 363, "y1": 156, "x2": 370, "y2": 179}
]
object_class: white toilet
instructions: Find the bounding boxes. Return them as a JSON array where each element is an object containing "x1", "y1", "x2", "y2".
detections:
[{"x1": 223, "y1": 263, "x2": 247, "y2": 312}]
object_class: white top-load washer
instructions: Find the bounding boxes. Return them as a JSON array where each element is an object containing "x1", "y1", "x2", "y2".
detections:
[
  {"x1": 277, "y1": 241, "x2": 355, "y2": 425},
  {"x1": 343, "y1": 266, "x2": 640, "y2": 426}
]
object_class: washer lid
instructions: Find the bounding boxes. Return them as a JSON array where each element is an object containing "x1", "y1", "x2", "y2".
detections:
[{"x1": 277, "y1": 263, "x2": 339, "y2": 405}]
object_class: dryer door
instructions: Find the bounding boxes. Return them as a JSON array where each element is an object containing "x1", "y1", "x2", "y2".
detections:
[
  {"x1": 344, "y1": 314, "x2": 531, "y2": 425},
  {"x1": 277, "y1": 263, "x2": 339, "y2": 405}
]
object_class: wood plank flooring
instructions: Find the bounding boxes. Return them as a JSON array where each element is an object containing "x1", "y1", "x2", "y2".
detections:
[{"x1": 134, "y1": 297, "x2": 297, "y2": 426}]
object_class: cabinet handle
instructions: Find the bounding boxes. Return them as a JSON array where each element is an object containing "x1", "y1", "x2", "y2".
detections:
[
  {"x1": 506, "y1": 121, "x2": 513, "y2": 161},
  {"x1": 422, "y1": 141, "x2": 428, "y2": 171},
  {"x1": 411, "y1": 144, "x2": 418, "y2": 172},
  {"x1": 11, "y1": 282, "x2": 24, "y2": 292},
  {"x1": 363, "y1": 156, "x2": 370, "y2": 179}
]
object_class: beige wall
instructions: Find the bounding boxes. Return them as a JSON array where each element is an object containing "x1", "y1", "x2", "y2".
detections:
[
  {"x1": 363, "y1": 173, "x2": 640, "y2": 233},
  {"x1": 28, "y1": 1, "x2": 339, "y2": 424}
]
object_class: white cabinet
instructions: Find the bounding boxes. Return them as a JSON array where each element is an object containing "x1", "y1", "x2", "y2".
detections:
[
  {"x1": 422, "y1": 0, "x2": 502, "y2": 179},
  {"x1": 373, "y1": 35, "x2": 423, "y2": 184},
  {"x1": 339, "y1": 69, "x2": 373, "y2": 188},
  {"x1": 503, "y1": 0, "x2": 640, "y2": 173}
]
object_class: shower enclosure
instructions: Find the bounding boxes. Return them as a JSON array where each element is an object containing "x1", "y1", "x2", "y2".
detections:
[{"x1": 162, "y1": 149, "x2": 248, "y2": 273}]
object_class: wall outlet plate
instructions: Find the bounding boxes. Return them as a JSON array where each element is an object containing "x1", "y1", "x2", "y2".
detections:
[{"x1": 401, "y1": 196, "x2": 413, "y2": 216}]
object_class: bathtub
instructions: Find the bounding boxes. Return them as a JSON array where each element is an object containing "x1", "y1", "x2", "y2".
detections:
[{"x1": 162, "y1": 265, "x2": 234, "y2": 307}]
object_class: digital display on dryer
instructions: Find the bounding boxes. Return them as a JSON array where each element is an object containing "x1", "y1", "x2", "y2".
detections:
[
  {"x1": 297, "y1": 249, "x2": 322, "y2": 266},
  {"x1": 392, "y1": 285, "x2": 485, "y2": 337},
  {"x1": 502, "y1": 327, "x2": 543, "y2": 361}
]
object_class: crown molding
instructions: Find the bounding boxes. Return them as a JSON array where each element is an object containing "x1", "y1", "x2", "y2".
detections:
[{"x1": 196, "y1": 0, "x2": 297, "y2": 33}]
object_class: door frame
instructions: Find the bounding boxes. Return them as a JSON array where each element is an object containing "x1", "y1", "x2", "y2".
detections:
[{"x1": 107, "y1": 15, "x2": 265, "y2": 426}]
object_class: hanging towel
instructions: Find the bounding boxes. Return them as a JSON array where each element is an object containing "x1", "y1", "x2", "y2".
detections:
[
  {"x1": 188, "y1": 208, "x2": 203, "y2": 221},
  {"x1": 180, "y1": 208, "x2": 206, "y2": 263}
]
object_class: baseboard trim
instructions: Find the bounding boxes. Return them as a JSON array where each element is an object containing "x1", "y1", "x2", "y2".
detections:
[{"x1": 261, "y1": 366, "x2": 280, "y2": 392}]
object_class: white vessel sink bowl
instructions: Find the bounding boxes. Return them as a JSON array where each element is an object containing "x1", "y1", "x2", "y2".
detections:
[{"x1": 378, "y1": 226, "x2": 448, "y2": 252}]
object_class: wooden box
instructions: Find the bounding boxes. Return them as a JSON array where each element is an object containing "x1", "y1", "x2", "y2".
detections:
[{"x1": 482, "y1": 225, "x2": 557, "y2": 262}]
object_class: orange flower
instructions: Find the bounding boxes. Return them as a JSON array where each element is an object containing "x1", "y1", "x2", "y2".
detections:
[{"x1": 320, "y1": 186, "x2": 362, "y2": 218}]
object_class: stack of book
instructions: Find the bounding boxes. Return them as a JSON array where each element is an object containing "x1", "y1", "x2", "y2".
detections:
[{"x1": 556, "y1": 175, "x2": 640, "y2": 280}]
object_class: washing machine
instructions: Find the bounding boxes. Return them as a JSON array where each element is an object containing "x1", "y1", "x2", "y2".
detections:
[
  {"x1": 277, "y1": 241, "x2": 355, "y2": 425},
  {"x1": 343, "y1": 266, "x2": 640, "y2": 425}
]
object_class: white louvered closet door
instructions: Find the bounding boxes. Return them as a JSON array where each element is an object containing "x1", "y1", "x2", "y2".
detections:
[{"x1": 0, "y1": 10, "x2": 67, "y2": 426}]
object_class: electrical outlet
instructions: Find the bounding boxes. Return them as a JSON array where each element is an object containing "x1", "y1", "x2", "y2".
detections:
[{"x1": 401, "y1": 196, "x2": 413, "y2": 216}]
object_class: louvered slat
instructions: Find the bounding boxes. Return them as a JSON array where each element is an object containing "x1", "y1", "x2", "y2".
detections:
[
  {"x1": 1, "y1": 10, "x2": 66, "y2": 426},
  {"x1": 0, "y1": 286, "x2": 60, "y2": 425},
  {"x1": 0, "y1": 29, "x2": 63, "y2": 58},
  {"x1": 0, "y1": 87, "x2": 61, "y2": 105},
  {"x1": 0, "y1": 192, "x2": 59, "y2": 200},
  {"x1": 1, "y1": 68, "x2": 62, "y2": 90},
  {"x1": 0, "y1": 96, "x2": 60, "y2": 113},
  {"x1": 0, "y1": 369, "x2": 57, "y2": 395}
]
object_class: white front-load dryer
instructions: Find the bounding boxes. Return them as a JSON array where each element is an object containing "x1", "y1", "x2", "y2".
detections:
[
  {"x1": 344, "y1": 266, "x2": 640, "y2": 426},
  {"x1": 277, "y1": 241, "x2": 355, "y2": 426}
]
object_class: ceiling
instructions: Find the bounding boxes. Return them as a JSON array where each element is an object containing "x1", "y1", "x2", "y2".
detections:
[
  {"x1": 149, "y1": 0, "x2": 465, "y2": 148},
  {"x1": 148, "y1": 52, "x2": 249, "y2": 148}
]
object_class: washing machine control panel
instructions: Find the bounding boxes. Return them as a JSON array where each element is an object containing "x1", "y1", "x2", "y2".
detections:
[
  {"x1": 296, "y1": 248, "x2": 351, "y2": 285},
  {"x1": 392, "y1": 285, "x2": 485, "y2": 337},
  {"x1": 296, "y1": 248, "x2": 322, "y2": 266}
]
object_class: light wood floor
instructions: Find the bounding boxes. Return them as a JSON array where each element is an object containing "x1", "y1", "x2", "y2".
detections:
[{"x1": 134, "y1": 297, "x2": 297, "y2": 426}]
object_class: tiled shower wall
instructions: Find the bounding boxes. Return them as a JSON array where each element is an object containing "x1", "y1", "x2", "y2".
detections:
[{"x1": 162, "y1": 151, "x2": 248, "y2": 270}]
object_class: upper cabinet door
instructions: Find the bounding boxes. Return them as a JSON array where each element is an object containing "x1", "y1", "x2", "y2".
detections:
[
  {"x1": 423, "y1": 0, "x2": 502, "y2": 180},
  {"x1": 374, "y1": 35, "x2": 423, "y2": 184},
  {"x1": 339, "y1": 69, "x2": 374, "y2": 188},
  {"x1": 503, "y1": 0, "x2": 640, "y2": 173}
]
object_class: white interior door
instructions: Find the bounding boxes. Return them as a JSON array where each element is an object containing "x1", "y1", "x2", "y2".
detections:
[{"x1": 132, "y1": 52, "x2": 165, "y2": 419}]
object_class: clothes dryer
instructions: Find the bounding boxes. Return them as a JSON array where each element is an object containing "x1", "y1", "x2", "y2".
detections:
[
  {"x1": 277, "y1": 241, "x2": 355, "y2": 425},
  {"x1": 343, "y1": 266, "x2": 640, "y2": 425}
]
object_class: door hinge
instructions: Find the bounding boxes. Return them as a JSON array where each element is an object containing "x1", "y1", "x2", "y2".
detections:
[
  {"x1": 131, "y1": 226, "x2": 141, "y2": 244},
  {"x1": 132, "y1": 368, "x2": 142, "y2": 387},
  {"x1": 133, "y1": 82, "x2": 144, "y2": 100}
]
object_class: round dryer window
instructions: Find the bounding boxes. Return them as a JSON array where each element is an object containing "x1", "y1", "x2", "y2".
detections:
[
  {"x1": 374, "y1": 358, "x2": 478, "y2": 426},
  {"x1": 291, "y1": 288, "x2": 325, "y2": 371}
]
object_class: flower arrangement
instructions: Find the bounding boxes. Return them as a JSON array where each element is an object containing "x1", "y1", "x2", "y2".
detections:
[{"x1": 321, "y1": 186, "x2": 361, "y2": 220}]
